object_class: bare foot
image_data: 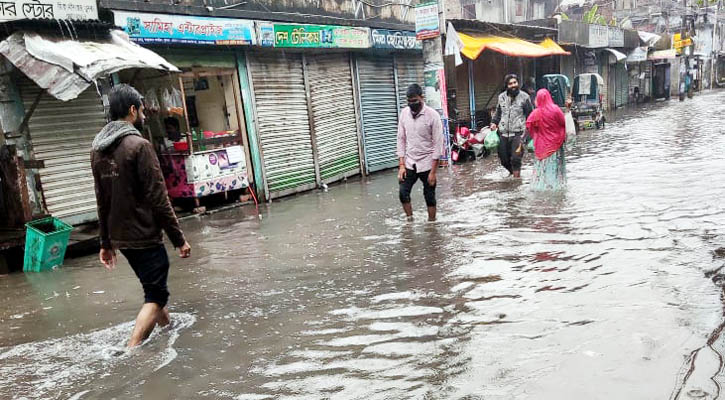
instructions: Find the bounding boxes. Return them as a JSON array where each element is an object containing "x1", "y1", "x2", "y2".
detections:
[{"x1": 156, "y1": 307, "x2": 170, "y2": 327}]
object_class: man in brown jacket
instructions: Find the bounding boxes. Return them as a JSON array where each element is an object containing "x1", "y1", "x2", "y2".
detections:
[{"x1": 91, "y1": 84, "x2": 191, "y2": 347}]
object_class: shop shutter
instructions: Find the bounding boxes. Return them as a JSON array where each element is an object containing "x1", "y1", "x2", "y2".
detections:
[
  {"x1": 307, "y1": 53, "x2": 360, "y2": 183},
  {"x1": 18, "y1": 77, "x2": 105, "y2": 225},
  {"x1": 395, "y1": 55, "x2": 424, "y2": 111},
  {"x1": 474, "y1": 53, "x2": 506, "y2": 127},
  {"x1": 250, "y1": 53, "x2": 316, "y2": 197},
  {"x1": 455, "y1": 61, "x2": 471, "y2": 121},
  {"x1": 615, "y1": 64, "x2": 628, "y2": 107},
  {"x1": 357, "y1": 55, "x2": 399, "y2": 173}
]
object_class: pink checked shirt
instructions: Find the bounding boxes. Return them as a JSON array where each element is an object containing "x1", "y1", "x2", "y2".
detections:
[{"x1": 396, "y1": 105, "x2": 444, "y2": 173}]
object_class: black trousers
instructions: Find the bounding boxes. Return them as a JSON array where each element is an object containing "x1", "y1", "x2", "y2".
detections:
[
  {"x1": 121, "y1": 245, "x2": 170, "y2": 307},
  {"x1": 399, "y1": 165, "x2": 436, "y2": 207},
  {"x1": 498, "y1": 133, "x2": 524, "y2": 174}
]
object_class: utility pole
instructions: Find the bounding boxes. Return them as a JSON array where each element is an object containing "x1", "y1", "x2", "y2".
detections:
[
  {"x1": 419, "y1": 0, "x2": 450, "y2": 164},
  {"x1": 711, "y1": 0, "x2": 719, "y2": 88},
  {"x1": 680, "y1": 0, "x2": 688, "y2": 100}
]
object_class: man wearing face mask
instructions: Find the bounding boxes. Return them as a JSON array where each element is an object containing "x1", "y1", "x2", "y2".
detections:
[
  {"x1": 397, "y1": 84, "x2": 444, "y2": 221},
  {"x1": 91, "y1": 84, "x2": 191, "y2": 347},
  {"x1": 490, "y1": 74, "x2": 534, "y2": 178}
]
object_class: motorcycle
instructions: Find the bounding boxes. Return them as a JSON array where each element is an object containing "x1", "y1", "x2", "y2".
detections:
[{"x1": 451, "y1": 125, "x2": 488, "y2": 163}]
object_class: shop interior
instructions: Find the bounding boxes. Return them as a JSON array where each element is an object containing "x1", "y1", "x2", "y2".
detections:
[{"x1": 118, "y1": 67, "x2": 256, "y2": 212}]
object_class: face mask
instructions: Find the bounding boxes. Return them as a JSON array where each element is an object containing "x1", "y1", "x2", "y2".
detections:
[{"x1": 408, "y1": 101, "x2": 423, "y2": 114}]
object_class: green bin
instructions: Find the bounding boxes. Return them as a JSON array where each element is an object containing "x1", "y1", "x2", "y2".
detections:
[{"x1": 23, "y1": 217, "x2": 73, "y2": 272}]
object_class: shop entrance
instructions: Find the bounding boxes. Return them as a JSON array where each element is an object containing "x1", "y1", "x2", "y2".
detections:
[{"x1": 120, "y1": 67, "x2": 253, "y2": 213}]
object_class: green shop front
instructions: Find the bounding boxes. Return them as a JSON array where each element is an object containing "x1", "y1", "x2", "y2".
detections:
[
  {"x1": 246, "y1": 22, "x2": 368, "y2": 199},
  {"x1": 113, "y1": 11, "x2": 260, "y2": 208}
]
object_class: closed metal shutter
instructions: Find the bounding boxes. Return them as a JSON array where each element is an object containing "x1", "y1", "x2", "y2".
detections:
[
  {"x1": 357, "y1": 55, "x2": 399, "y2": 173},
  {"x1": 615, "y1": 63, "x2": 628, "y2": 107},
  {"x1": 395, "y1": 55, "x2": 424, "y2": 111},
  {"x1": 455, "y1": 61, "x2": 471, "y2": 120},
  {"x1": 307, "y1": 54, "x2": 360, "y2": 183},
  {"x1": 18, "y1": 77, "x2": 105, "y2": 225},
  {"x1": 250, "y1": 53, "x2": 316, "y2": 197},
  {"x1": 475, "y1": 54, "x2": 505, "y2": 117}
]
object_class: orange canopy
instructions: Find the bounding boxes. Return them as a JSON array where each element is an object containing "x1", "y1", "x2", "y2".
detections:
[{"x1": 459, "y1": 33, "x2": 571, "y2": 60}]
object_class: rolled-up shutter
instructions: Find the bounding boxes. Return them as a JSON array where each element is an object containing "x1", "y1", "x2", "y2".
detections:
[
  {"x1": 19, "y1": 77, "x2": 105, "y2": 225},
  {"x1": 307, "y1": 54, "x2": 360, "y2": 183},
  {"x1": 395, "y1": 55, "x2": 424, "y2": 111},
  {"x1": 250, "y1": 53, "x2": 316, "y2": 197},
  {"x1": 357, "y1": 55, "x2": 399, "y2": 173}
]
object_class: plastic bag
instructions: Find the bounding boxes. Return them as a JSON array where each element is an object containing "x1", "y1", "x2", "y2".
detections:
[
  {"x1": 527, "y1": 139, "x2": 535, "y2": 153},
  {"x1": 162, "y1": 88, "x2": 184, "y2": 116},
  {"x1": 564, "y1": 111, "x2": 576, "y2": 138},
  {"x1": 484, "y1": 129, "x2": 500, "y2": 150},
  {"x1": 144, "y1": 89, "x2": 160, "y2": 113}
]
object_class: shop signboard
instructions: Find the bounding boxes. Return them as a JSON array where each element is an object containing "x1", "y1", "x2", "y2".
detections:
[
  {"x1": 264, "y1": 23, "x2": 370, "y2": 48},
  {"x1": 416, "y1": 2, "x2": 440, "y2": 40},
  {"x1": 588, "y1": 24, "x2": 608, "y2": 48},
  {"x1": 0, "y1": 0, "x2": 96, "y2": 21},
  {"x1": 371, "y1": 29, "x2": 421, "y2": 50},
  {"x1": 627, "y1": 46, "x2": 648, "y2": 63},
  {"x1": 113, "y1": 11, "x2": 256, "y2": 45},
  {"x1": 693, "y1": 27, "x2": 712, "y2": 56},
  {"x1": 608, "y1": 27, "x2": 624, "y2": 47}
]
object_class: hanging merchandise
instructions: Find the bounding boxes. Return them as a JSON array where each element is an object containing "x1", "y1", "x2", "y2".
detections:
[
  {"x1": 162, "y1": 87, "x2": 184, "y2": 116},
  {"x1": 144, "y1": 88, "x2": 160, "y2": 113}
]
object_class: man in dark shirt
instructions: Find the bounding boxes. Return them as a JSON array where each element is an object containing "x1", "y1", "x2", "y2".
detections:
[{"x1": 91, "y1": 84, "x2": 191, "y2": 347}]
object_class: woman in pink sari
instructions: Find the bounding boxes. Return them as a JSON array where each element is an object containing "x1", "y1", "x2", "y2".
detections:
[{"x1": 526, "y1": 89, "x2": 567, "y2": 190}]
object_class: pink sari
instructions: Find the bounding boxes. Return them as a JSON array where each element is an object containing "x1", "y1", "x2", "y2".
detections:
[{"x1": 526, "y1": 89, "x2": 566, "y2": 161}]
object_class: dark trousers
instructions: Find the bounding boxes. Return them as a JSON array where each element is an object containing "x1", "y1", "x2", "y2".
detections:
[
  {"x1": 498, "y1": 133, "x2": 524, "y2": 174},
  {"x1": 120, "y1": 245, "x2": 170, "y2": 307},
  {"x1": 399, "y1": 165, "x2": 436, "y2": 207}
]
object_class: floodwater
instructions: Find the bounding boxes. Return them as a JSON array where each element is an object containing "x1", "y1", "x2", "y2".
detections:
[{"x1": 2, "y1": 92, "x2": 725, "y2": 399}]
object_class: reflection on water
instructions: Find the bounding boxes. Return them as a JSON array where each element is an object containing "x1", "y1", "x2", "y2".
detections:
[{"x1": 1, "y1": 93, "x2": 725, "y2": 399}]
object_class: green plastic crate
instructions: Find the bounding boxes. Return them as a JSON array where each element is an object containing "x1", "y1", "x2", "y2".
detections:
[{"x1": 23, "y1": 217, "x2": 73, "y2": 272}]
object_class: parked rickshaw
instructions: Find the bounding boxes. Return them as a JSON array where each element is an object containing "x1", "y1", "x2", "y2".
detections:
[
  {"x1": 571, "y1": 73, "x2": 606, "y2": 130},
  {"x1": 539, "y1": 74, "x2": 570, "y2": 108}
]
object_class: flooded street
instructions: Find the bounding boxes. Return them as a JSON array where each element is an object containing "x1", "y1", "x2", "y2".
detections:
[{"x1": 3, "y1": 92, "x2": 725, "y2": 399}]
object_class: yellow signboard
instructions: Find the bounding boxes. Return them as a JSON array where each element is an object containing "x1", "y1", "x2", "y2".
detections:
[{"x1": 673, "y1": 33, "x2": 693, "y2": 50}]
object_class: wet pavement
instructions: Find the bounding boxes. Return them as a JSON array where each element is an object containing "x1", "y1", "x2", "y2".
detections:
[{"x1": 2, "y1": 92, "x2": 725, "y2": 399}]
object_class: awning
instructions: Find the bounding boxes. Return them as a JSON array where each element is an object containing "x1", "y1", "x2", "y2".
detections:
[
  {"x1": 459, "y1": 32, "x2": 571, "y2": 60},
  {"x1": 649, "y1": 49, "x2": 677, "y2": 60},
  {"x1": 627, "y1": 46, "x2": 649, "y2": 63},
  {"x1": 0, "y1": 30, "x2": 179, "y2": 102},
  {"x1": 605, "y1": 48, "x2": 627, "y2": 62},
  {"x1": 638, "y1": 31, "x2": 661, "y2": 47}
]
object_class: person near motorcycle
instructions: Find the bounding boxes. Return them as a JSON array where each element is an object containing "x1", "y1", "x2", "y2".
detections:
[
  {"x1": 490, "y1": 74, "x2": 534, "y2": 178},
  {"x1": 397, "y1": 84, "x2": 444, "y2": 222}
]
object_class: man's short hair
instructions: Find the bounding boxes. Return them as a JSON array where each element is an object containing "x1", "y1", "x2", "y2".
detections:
[
  {"x1": 109, "y1": 84, "x2": 143, "y2": 121},
  {"x1": 504, "y1": 74, "x2": 519, "y2": 85},
  {"x1": 406, "y1": 83, "x2": 423, "y2": 98}
]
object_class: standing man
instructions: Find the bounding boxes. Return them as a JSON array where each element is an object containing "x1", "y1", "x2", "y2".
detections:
[
  {"x1": 397, "y1": 84, "x2": 444, "y2": 222},
  {"x1": 91, "y1": 84, "x2": 191, "y2": 347},
  {"x1": 491, "y1": 74, "x2": 534, "y2": 178}
]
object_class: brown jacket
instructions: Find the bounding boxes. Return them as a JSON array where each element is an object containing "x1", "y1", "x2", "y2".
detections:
[{"x1": 91, "y1": 122, "x2": 185, "y2": 250}]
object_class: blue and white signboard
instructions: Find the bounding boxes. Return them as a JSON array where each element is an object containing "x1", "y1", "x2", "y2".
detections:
[
  {"x1": 113, "y1": 11, "x2": 256, "y2": 45},
  {"x1": 371, "y1": 29, "x2": 421, "y2": 50}
]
